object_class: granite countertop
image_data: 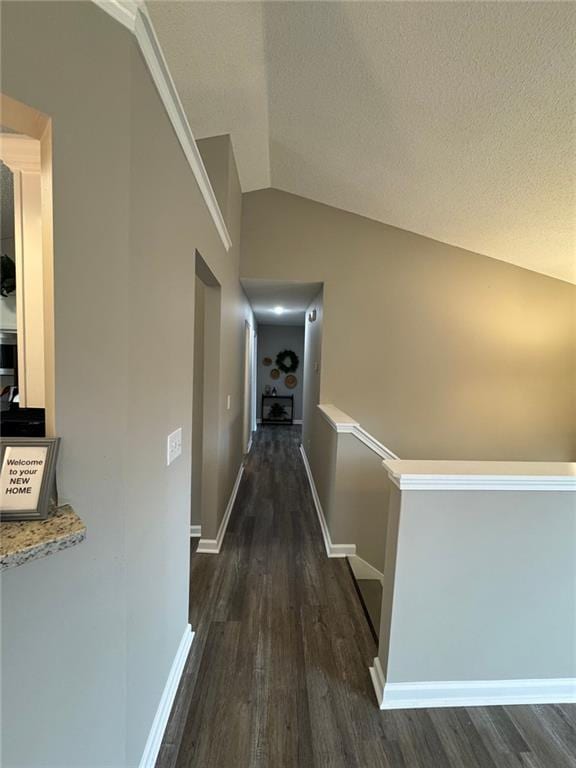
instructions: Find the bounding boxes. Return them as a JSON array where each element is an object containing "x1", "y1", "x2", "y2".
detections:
[{"x1": 0, "y1": 504, "x2": 86, "y2": 571}]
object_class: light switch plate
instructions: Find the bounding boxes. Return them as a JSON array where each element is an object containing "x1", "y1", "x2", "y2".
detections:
[
  {"x1": 226, "y1": 395, "x2": 231, "y2": 410},
  {"x1": 167, "y1": 428, "x2": 182, "y2": 466}
]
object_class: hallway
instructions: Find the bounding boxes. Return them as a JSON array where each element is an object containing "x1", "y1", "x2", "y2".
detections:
[{"x1": 157, "y1": 427, "x2": 576, "y2": 768}]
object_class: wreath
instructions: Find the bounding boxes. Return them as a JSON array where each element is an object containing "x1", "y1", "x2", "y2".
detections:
[{"x1": 276, "y1": 349, "x2": 299, "y2": 374}]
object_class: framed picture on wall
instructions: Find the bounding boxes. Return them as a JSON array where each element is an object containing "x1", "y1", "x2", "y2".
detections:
[{"x1": 0, "y1": 437, "x2": 60, "y2": 521}]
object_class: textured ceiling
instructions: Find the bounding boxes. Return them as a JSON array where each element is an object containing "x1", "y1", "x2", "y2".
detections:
[
  {"x1": 149, "y1": 1, "x2": 576, "y2": 284},
  {"x1": 241, "y1": 279, "x2": 321, "y2": 325}
]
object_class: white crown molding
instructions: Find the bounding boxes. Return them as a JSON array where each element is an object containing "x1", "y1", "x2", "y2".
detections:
[
  {"x1": 383, "y1": 459, "x2": 576, "y2": 492},
  {"x1": 138, "y1": 624, "x2": 194, "y2": 768},
  {"x1": 300, "y1": 445, "x2": 356, "y2": 558},
  {"x1": 317, "y1": 404, "x2": 399, "y2": 460},
  {"x1": 370, "y1": 657, "x2": 576, "y2": 710},
  {"x1": 196, "y1": 463, "x2": 244, "y2": 554},
  {"x1": 91, "y1": 0, "x2": 232, "y2": 252}
]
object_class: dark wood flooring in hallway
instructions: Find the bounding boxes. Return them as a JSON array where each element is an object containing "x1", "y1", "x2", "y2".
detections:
[{"x1": 156, "y1": 426, "x2": 576, "y2": 768}]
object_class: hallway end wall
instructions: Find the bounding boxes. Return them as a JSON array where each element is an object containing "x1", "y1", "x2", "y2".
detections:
[{"x1": 257, "y1": 324, "x2": 305, "y2": 421}]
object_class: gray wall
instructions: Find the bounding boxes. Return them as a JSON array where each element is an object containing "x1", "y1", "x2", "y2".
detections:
[
  {"x1": 306, "y1": 413, "x2": 392, "y2": 574},
  {"x1": 191, "y1": 277, "x2": 205, "y2": 527},
  {"x1": 333, "y1": 434, "x2": 391, "y2": 572},
  {"x1": 242, "y1": 188, "x2": 576, "y2": 462},
  {"x1": 1, "y1": 3, "x2": 251, "y2": 766},
  {"x1": 257, "y1": 323, "x2": 305, "y2": 420},
  {"x1": 302, "y1": 290, "x2": 323, "y2": 455},
  {"x1": 379, "y1": 488, "x2": 576, "y2": 682}
]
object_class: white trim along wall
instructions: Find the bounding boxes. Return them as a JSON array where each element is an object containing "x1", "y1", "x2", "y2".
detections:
[
  {"x1": 91, "y1": 0, "x2": 232, "y2": 252},
  {"x1": 138, "y1": 625, "x2": 194, "y2": 768},
  {"x1": 369, "y1": 658, "x2": 576, "y2": 711},
  {"x1": 317, "y1": 404, "x2": 398, "y2": 460},
  {"x1": 383, "y1": 459, "x2": 576, "y2": 491},
  {"x1": 299, "y1": 445, "x2": 356, "y2": 558},
  {"x1": 196, "y1": 463, "x2": 245, "y2": 554}
]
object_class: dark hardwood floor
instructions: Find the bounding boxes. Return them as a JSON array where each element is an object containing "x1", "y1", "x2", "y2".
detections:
[{"x1": 156, "y1": 426, "x2": 576, "y2": 768}]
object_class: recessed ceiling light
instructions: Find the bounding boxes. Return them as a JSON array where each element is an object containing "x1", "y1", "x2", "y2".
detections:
[{"x1": 273, "y1": 306, "x2": 285, "y2": 315}]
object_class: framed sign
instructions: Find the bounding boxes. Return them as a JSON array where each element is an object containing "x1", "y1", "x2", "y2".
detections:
[{"x1": 0, "y1": 437, "x2": 60, "y2": 521}]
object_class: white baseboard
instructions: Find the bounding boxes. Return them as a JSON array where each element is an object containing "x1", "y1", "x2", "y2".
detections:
[
  {"x1": 189, "y1": 525, "x2": 202, "y2": 538},
  {"x1": 348, "y1": 554, "x2": 384, "y2": 585},
  {"x1": 139, "y1": 624, "x2": 194, "y2": 768},
  {"x1": 369, "y1": 657, "x2": 576, "y2": 709},
  {"x1": 370, "y1": 657, "x2": 386, "y2": 707},
  {"x1": 196, "y1": 463, "x2": 245, "y2": 554},
  {"x1": 299, "y1": 445, "x2": 356, "y2": 559},
  {"x1": 246, "y1": 436, "x2": 253, "y2": 455}
]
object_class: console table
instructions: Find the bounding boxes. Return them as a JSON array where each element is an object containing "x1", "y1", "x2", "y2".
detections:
[{"x1": 261, "y1": 395, "x2": 294, "y2": 425}]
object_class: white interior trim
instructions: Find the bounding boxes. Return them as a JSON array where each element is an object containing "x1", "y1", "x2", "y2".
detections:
[
  {"x1": 189, "y1": 525, "x2": 202, "y2": 538},
  {"x1": 299, "y1": 445, "x2": 356, "y2": 558},
  {"x1": 369, "y1": 657, "x2": 386, "y2": 708},
  {"x1": 196, "y1": 463, "x2": 244, "y2": 554},
  {"x1": 91, "y1": 0, "x2": 232, "y2": 252},
  {"x1": 318, "y1": 404, "x2": 399, "y2": 460},
  {"x1": 348, "y1": 554, "x2": 384, "y2": 585},
  {"x1": 383, "y1": 459, "x2": 576, "y2": 492},
  {"x1": 318, "y1": 404, "x2": 359, "y2": 432},
  {"x1": 370, "y1": 659, "x2": 576, "y2": 709},
  {"x1": 92, "y1": 0, "x2": 139, "y2": 30},
  {"x1": 138, "y1": 624, "x2": 194, "y2": 768},
  {"x1": 318, "y1": 404, "x2": 575, "y2": 490}
]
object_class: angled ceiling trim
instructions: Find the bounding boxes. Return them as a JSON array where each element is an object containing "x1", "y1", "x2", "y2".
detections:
[{"x1": 91, "y1": 0, "x2": 232, "y2": 252}]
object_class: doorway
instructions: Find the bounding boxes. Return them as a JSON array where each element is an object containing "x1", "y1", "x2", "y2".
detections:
[
  {"x1": 240, "y1": 279, "x2": 323, "y2": 443},
  {"x1": 242, "y1": 319, "x2": 255, "y2": 454},
  {"x1": 0, "y1": 93, "x2": 55, "y2": 437},
  {"x1": 191, "y1": 252, "x2": 221, "y2": 540}
]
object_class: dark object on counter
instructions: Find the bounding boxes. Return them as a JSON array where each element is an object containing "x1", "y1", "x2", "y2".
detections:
[
  {"x1": 0, "y1": 407, "x2": 46, "y2": 437},
  {"x1": 0, "y1": 255, "x2": 16, "y2": 296}
]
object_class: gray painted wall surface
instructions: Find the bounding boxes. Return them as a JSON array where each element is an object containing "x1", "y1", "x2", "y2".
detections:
[
  {"x1": 306, "y1": 415, "x2": 392, "y2": 574},
  {"x1": 1, "y1": 4, "x2": 251, "y2": 766},
  {"x1": 334, "y1": 434, "x2": 391, "y2": 572},
  {"x1": 257, "y1": 324, "x2": 305, "y2": 420},
  {"x1": 302, "y1": 291, "x2": 323, "y2": 455},
  {"x1": 242, "y1": 188, "x2": 576, "y2": 462},
  {"x1": 191, "y1": 278, "x2": 205, "y2": 527},
  {"x1": 379, "y1": 489, "x2": 576, "y2": 682}
]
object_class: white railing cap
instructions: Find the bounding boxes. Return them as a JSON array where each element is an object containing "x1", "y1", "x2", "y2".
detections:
[{"x1": 383, "y1": 459, "x2": 576, "y2": 492}]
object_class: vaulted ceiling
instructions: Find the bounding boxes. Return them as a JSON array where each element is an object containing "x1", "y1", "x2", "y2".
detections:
[{"x1": 148, "y1": 1, "x2": 576, "y2": 284}]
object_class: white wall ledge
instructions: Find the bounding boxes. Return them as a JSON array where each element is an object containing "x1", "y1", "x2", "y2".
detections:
[
  {"x1": 317, "y1": 404, "x2": 398, "y2": 460},
  {"x1": 318, "y1": 404, "x2": 359, "y2": 432},
  {"x1": 383, "y1": 459, "x2": 576, "y2": 491}
]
